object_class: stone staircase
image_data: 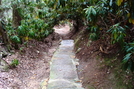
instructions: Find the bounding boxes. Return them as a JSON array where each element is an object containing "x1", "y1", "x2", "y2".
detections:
[{"x1": 47, "y1": 40, "x2": 84, "y2": 89}]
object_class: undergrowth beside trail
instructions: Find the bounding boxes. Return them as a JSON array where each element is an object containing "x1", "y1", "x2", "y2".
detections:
[{"x1": 73, "y1": 28, "x2": 134, "y2": 89}]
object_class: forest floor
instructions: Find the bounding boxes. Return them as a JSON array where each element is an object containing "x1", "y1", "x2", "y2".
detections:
[
  {"x1": 0, "y1": 25, "x2": 65, "y2": 89},
  {"x1": 0, "y1": 24, "x2": 127, "y2": 89},
  {"x1": 0, "y1": 36, "x2": 60, "y2": 89},
  {"x1": 74, "y1": 33, "x2": 117, "y2": 89},
  {"x1": 0, "y1": 24, "x2": 71, "y2": 89}
]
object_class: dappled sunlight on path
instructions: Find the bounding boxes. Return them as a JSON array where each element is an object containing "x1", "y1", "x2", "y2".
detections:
[{"x1": 54, "y1": 24, "x2": 70, "y2": 36}]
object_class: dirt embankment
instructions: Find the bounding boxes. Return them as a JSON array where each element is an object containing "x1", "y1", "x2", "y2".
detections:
[
  {"x1": 0, "y1": 32, "x2": 61, "y2": 89},
  {"x1": 0, "y1": 24, "x2": 71, "y2": 89},
  {"x1": 73, "y1": 27, "x2": 122, "y2": 89}
]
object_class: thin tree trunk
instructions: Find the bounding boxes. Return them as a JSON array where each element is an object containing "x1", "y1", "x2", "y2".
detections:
[
  {"x1": 0, "y1": 21, "x2": 11, "y2": 51},
  {"x1": 12, "y1": 4, "x2": 21, "y2": 49},
  {"x1": 0, "y1": 0, "x2": 1, "y2": 5},
  {"x1": 13, "y1": 4, "x2": 21, "y2": 28}
]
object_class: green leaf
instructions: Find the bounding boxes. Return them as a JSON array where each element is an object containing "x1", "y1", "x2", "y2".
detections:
[
  {"x1": 18, "y1": 26, "x2": 27, "y2": 36},
  {"x1": 91, "y1": 8, "x2": 96, "y2": 16},
  {"x1": 10, "y1": 35, "x2": 21, "y2": 43},
  {"x1": 126, "y1": 47, "x2": 134, "y2": 52},
  {"x1": 85, "y1": 7, "x2": 91, "y2": 17},
  {"x1": 129, "y1": 42, "x2": 134, "y2": 46},
  {"x1": 123, "y1": 53, "x2": 132, "y2": 63},
  {"x1": 89, "y1": 32, "x2": 98, "y2": 41},
  {"x1": 45, "y1": 30, "x2": 49, "y2": 36},
  {"x1": 113, "y1": 32, "x2": 117, "y2": 40},
  {"x1": 109, "y1": 0, "x2": 113, "y2": 6},
  {"x1": 28, "y1": 30, "x2": 35, "y2": 38},
  {"x1": 116, "y1": 0, "x2": 123, "y2": 6},
  {"x1": 10, "y1": 59, "x2": 19, "y2": 68}
]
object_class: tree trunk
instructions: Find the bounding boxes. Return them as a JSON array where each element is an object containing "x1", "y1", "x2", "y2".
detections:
[
  {"x1": 12, "y1": 4, "x2": 21, "y2": 49},
  {"x1": 13, "y1": 4, "x2": 22, "y2": 28},
  {"x1": 0, "y1": 0, "x2": 2, "y2": 16},
  {"x1": 69, "y1": 18, "x2": 81, "y2": 37},
  {"x1": 0, "y1": 21, "x2": 12, "y2": 51},
  {"x1": 0, "y1": 0, "x2": 1, "y2": 5}
]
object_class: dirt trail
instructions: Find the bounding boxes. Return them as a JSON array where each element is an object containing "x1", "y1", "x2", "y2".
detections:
[
  {"x1": 0, "y1": 40, "x2": 59, "y2": 89},
  {"x1": 0, "y1": 24, "x2": 70, "y2": 89},
  {"x1": 0, "y1": 23, "x2": 129, "y2": 89},
  {"x1": 54, "y1": 24, "x2": 70, "y2": 36}
]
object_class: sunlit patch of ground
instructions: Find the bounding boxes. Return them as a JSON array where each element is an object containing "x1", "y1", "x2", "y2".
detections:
[{"x1": 54, "y1": 24, "x2": 70, "y2": 36}]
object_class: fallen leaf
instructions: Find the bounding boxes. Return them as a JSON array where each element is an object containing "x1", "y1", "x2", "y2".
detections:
[{"x1": 41, "y1": 78, "x2": 49, "y2": 89}]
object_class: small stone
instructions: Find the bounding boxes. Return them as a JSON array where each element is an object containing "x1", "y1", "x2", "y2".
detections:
[{"x1": 36, "y1": 51, "x2": 40, "y2": 53}]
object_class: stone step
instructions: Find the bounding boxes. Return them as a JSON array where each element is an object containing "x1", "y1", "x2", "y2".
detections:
[{"x1": 47, "y1": 40, "x2": 84, "y2": 89}]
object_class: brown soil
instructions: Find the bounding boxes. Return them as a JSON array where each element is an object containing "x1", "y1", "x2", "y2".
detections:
[
  {"x1": 72, "y1": 27, "x2": 123, "y2": 89},
  {"x1": 1, "y1": 23, "x2": 132, "y2": 89},
  {"x1": 0, "y1": 32, "x2": 61, "y2": 89},
  {"x1": 0, "y1": 24, "x2": 71, "y2": 89}
]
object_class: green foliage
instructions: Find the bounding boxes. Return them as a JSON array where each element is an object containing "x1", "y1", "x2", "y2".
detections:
[
  {"x1": 85, "y1": 6, "x2": 97, "y2": 23},
  {"x1": 88, "y1": 25, "x2": 100, "y2": 41},
  {"x1": 10, "y1": 35, "x2": 21, "y2": 43},
  {"x1": 3, "y1": 1, "x2": 58, "y2": 44},
  {"x1": 108, "y1": 23, "x2": 126, "y2": 46},
  {"x1": 84, "y1": 0, "x2": 134, "y2": 72},
  {"x1": 17, "y1": 18, "x2": 54, "y2": 40},
  {"x1": 0, "y1": 0, "x2": 133, "y2": 88},
  {"x1": 85, "y1": 0, "x2": 108, "y2": 24},
  {"x1": 1, "y1": 0, "x2": 134, "y2": 74},
  {"x1": 2, "y1": 0, "x2": 90, "y2": 45},
  {"x1": 10, "y1": 59, "x2": 19, "y2": 68},
  {"x1": 4, "y1": 21, "x2": 21, "y2": 44},
  {"x1": 85, "y1": 0, "x2": 109, "y2": 41},
  {"x1": 46, "y1": 0, "x2": 89, "y2": 21},
  {"x1": 123, "y1": 42, "x2": 134, "y2": 71},
  {"x1": 89, "y1": 33, "x2": 99, "y2": 41}
]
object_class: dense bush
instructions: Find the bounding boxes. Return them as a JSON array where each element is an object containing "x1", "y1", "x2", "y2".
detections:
[
  {"x1": 84, "y1": 0, "x2": 134, "y2": 72},
  {"x1": 0, "y1": 0, "x2": 59, "y2": 49}
]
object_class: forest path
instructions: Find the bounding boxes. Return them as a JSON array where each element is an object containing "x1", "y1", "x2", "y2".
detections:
[
  {"x1": 46, "y1": 24, "x2": 83, "y2": 89},
  {"x1": 47, "y1": 40, "x2": 83, "y2": 89}
]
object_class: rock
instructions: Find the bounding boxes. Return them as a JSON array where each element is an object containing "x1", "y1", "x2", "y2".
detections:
[
  {"x1": 0, "y1": 59, "x2": 9, "y2": 71},
  {"x1": 0, "y1": 52, "x2": 2, "y2": 59},
  {"x1": 0, "y1": 46, "x2": 8, "y2": 58}
]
